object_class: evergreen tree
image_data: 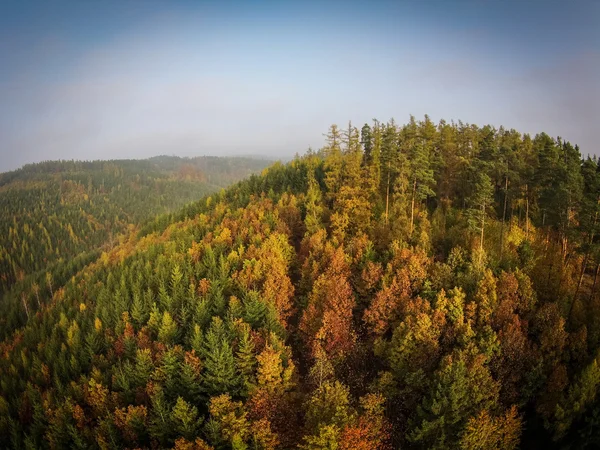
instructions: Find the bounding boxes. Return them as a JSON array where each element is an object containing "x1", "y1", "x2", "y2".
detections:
[
  {"x1": 202, "y1": 318, "x2": 240, "y2": 397},
  {"x1": 360, "y1": 124, "x2": 373, "y2": 165},
  {"x1": 409, "y1": 136, "x2": 436, "y2": 236},
  {"x1": 158, "y1": 311, "x2": 178, "y2": 345},
  {"x1": 466, "y1": 172, "x2": 495, "y2": 261}
]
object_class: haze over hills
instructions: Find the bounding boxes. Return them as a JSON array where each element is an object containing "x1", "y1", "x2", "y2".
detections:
[
  {"x1": 2, "y1": 117, "x2": 600, "y2": 448},
  {"x1": 1, "y1": 1, "x2": 598, "y2": 171}
]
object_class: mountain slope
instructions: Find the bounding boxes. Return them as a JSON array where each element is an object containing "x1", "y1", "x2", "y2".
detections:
[
  {"x1": 2, "y1": 118, "x2": 600, "y2": 449},
  {"x1": 0, "y1": 156, "x2": 272, "y2": 338}
]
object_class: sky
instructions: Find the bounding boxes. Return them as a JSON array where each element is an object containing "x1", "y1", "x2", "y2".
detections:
[{"x1": 0, "y1": 0, "x2": 598, "y2": 172}]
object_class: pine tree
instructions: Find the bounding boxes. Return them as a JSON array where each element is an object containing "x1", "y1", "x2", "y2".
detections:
[
  {"x1": 202, "y1": 319, "x2": 240, "y2": 397},
  {"x1": 380, "y1": 122, "x2": 399, "y2": 226},
  {"x1": 181, "y1": 350, "x2": 203, "y2": 404},
  {"x1": 131, "y1": 291, "x2": 148, "y2": 327},
  {"x1": 304, "y1": 168, "x2": 324, "y2": 234},
  {"x1": 554, "y1": 355, "x2": 600, "y2": 440},
  {"x1": 149, "y1": 387, "x2": 173, "y2": 445},
  {"x1": 360, "y1": 124, "x2": 373, "y2": 165},
  {"x1": 409, "y1": 136, "x2": 436, "y2": 236},
  {"x1": 236, "y1": 324, "x2": 257, "y2": 396},
  {"x1": 172, "y1": 397, "x2": 202, "y2": 441},
  {"x1": 323, "y1": 125, "x2": 344, "y2": 208},
  {"x1": 409, "y1": 350, "x2": 500, "y2": 449},
  {"x1": 158, "y1": 311, "x2": 178, "y2": 345},
  {"x1": 160, "y1": 347, "x2": 184, "y2": 401},
  {"x1": 466, "y1": 172, "x2": 494, "y2": 262},
  {"x1": 134, "y1": 348, "x2": 154, "y2": 388}
]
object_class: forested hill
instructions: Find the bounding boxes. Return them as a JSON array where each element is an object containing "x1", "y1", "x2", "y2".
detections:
[
  {"x1": 2, "y1": 116, "x2": 600, "y2": 449},
  {"x1": 0, "y1": 156, "x2": 272, "y2": 335}
]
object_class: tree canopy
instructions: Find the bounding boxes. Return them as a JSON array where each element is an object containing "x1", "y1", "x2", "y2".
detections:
[{"x1": 1, "y1": 118, "x2": 600, "y2": 448}]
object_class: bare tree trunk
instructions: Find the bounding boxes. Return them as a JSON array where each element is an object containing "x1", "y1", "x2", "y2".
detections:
[
  {"x1": 547, "y1": 244, "x2": 555, "y2": 287},
  {"x1": 574, "y1": 253, "x2": 589, "y2": 303},
  {"x1": 385, "y1": 168, "x2": 390, "y2": 227},
  {"x1": 32, "y1": 283, "x2": 41, "y2": 309},
  {"x1": 578, "y1": 212, "x2": 600, "y2": 300},
  {"x1": 542, "y1": 210, "x2": 546, "y2": 227},
  {"x1": 525, "y1": 184, "x2": 529, "y2": 240},
  {"x1": 571, "y1": 253, "x2": 588, "y2": 322},
  {"x1": 590, "y1": 263, "x2": 600, "y2": 301},
  {"x1": 410, "y1": 179, "x2": 416, "y2": 235},
  {"x1": 46, "y1": 273, "x2": 53, "y2": 298},
  {"x1": 557, "y1": 251, "x2": 572, "y2": 298},
  {"x1": 479, "y1": 203, "x2": 485, "y2": 265},
  {"x1": 562, "y1": 235, "x2": 569, "y2": 264},
  {"x1": 22, "y1": 293, "x2": 29, "y2": 320},
  {"x1": 500, "y1": 175, "x2": 508, "y2": 258}
]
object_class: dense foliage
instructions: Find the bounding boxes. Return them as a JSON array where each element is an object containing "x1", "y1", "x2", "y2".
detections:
[
  {"x1": 2, "y1": 116, "x2": 600, "y2": 449},
  {"x1": 0, "y1": 156, "x2": 271, "y2": 338}
]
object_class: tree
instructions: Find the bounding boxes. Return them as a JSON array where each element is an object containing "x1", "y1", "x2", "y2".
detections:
[
  {"x1": 173, "y1": 437, "x2": 214, "y2": 450},
  {"x1": 388, "y1": 310, "x2": 442, "y2": 391},
  {"x1": 31, "y1": 282, "x2": 41, "y2": 309},
  {"x1": 172, "y1": 397, "x2": 202, "y2": 441},
  {"x1": 45, "y1": 272, "x2": 53, "y2": 298},
  {"x1": 380, "y1": 122, "x2": 399, "y2": 226},
  {"x1": 299, "y1": 246, "x2": 356, "y2": 361},
  {"x1": 158, "y1": 311, "x2": 178, "y2": 345},
  {"x1": 207, "y1": 394, "x2": 250, "y2": 447},
  {"x1": 408, "y1": 123, "x2": 436, "y2": 236},
  {"x1": 341, "y1": 121, "x2": 361, "y2": 156},
  {"x1": 181, "y1": 350, "x2": 203, "y2": 404},
  {"x1": 323, "y1": 125, "x2": 344, "y2": 207},
  {"x1": 300, "y1": 424, "x2": 340, "y2": 450},
  {"x1": 202, "y1": 318, "x2": 240, "y2": 397},
  {"x1": 554, "y1": 356, "x2": 600, "y2": 440},
  {"x1": 363, "y1": 271, "x2": 411, "y2": 336},
  {"x1": 466, "y1": 172, "x2": 494, "y2": 262},
  {"x1": 236, "y1": 323, "x2": 257, "y2": 396},
  {"x1": 256, "y1": 345, "x2": 284, "y2": 392},
  {"x1": 149, "y1": 387, "x2": 174, "y2": 445},
  {"x1": 459, "y1": 406, "x2": 521, "y2": 450},
  {"x1": 305, "y1": 168, "x2": 324, "y2": 234},
  {"x1": 114, "y1": 404, "x2": 149, "y2": 445},
  {"x1": 409, "y1": 349, "x2": 500, "y2": 449},
  {"x1": 573, "y1": 157, "x2": 600, "y2": 306},
  {"x1": 305, "y1": 381, "x2": 353, "y2": 434},
  {"x1": 360, "y1": 124, "x2": 373, "y2": 165},
  {"x1": 339, "y1": 394, "x2": 390, "y2": 450}
]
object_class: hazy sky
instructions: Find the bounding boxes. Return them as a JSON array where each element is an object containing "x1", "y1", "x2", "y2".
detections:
[{"x1": 0, "y1": 0, "x2": 598, "y2": 172}]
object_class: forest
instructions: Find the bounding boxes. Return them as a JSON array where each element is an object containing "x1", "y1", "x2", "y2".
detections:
[
  {"x1": 0, "y1": 156, "x2": 271, "y2": 339},
  {"x1": 1, "y1": 116, "x2": 600, "y2": 449}
]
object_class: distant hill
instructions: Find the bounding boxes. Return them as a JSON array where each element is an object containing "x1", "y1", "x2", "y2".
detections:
[{"x1": 0, "y1": 155, "x2": 271, "y2": 333}]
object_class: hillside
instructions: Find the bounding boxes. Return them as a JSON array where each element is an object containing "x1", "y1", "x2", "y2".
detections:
[
  {"x1": 0, "y1": 156, "x2": 272, "y2": 337},
  {"x1": 2, "y1": 117, "x2": 600, "y2": 449}
]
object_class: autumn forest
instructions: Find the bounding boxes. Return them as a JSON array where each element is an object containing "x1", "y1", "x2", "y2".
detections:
[{"x1": 2, "y1": 116, "x2": 600, "y2": 449}]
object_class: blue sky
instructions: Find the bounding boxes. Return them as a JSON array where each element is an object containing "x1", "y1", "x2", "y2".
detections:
[{"x1": 0, "y1": 0, "x2": 598, "y2": 171}]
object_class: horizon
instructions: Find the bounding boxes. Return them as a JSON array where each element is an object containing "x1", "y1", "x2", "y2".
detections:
[
  {"x1": 1, "y1": 153, "x2": 282, "y2": 174},
  {"x1": 1, "y1": 0, "x2": 598, "y2": 172}
]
